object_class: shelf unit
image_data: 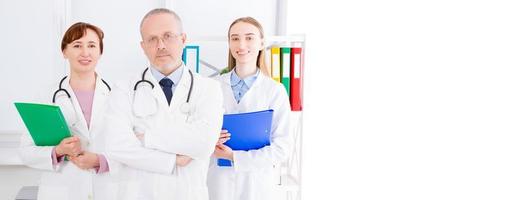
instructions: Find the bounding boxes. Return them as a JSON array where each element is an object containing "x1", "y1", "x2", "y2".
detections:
[{"x1": 266, "y1": 35, "x2": 304, "y2": 200}]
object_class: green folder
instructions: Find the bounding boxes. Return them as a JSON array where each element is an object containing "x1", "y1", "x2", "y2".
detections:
[{"x1": 14, "y1": 102, "x2": 71, "y2": 146}]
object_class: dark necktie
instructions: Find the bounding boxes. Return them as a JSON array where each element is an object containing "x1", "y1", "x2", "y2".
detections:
[{"x1": 159, "y1": 77, "x2": 173, "y2": 105}]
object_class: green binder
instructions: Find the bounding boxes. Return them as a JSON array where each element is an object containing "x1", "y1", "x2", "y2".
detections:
[
  {"x1": 14, "y1": 102, "x2": 71, "y2": 146},
  {"x1": 280, "y1": 47, "x2": 291, "y2": 96}
]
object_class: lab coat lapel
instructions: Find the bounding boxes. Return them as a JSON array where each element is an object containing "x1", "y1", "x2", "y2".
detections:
[
  {"x1": 237, "y1": 72, "x2": 264, "y2": 105},
  {"x1": 62, "y1": 77, "x2": 90, "y2": 141},
  {"x1": 88, "y1": 74, "x2": 109, "y2": 139},
  {"x1": 221, "y1": 72, "x2": 239, "y2": 107},
  {"x1": 145, "y1": 67, "x2": 171, "y2": 109},
  {"x1": 169, "y1": 66, "x2": 190, "y2": 112}
]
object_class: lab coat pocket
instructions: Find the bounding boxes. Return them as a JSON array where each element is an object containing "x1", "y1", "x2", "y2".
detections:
[{"x1": 37, "y1": 185, "x2": 69, "y2": 200}]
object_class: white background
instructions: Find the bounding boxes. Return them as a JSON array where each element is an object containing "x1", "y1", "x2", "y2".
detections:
[
  {"x1": 1, "y1": 0, "x2": 518, "y2": 199},
  {"x1": 291, "y1": 0, "x2": 518, "y2": 199}
]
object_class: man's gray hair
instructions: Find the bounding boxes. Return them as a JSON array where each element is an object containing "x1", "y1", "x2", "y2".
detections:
[{"x1": 140, "y1": 8, "x2": 183, "y2": 33}]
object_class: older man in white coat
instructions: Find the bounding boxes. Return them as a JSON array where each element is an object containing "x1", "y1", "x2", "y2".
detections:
[{"x1": 104, "y1": 8, "x2": 223, "y2": 200}]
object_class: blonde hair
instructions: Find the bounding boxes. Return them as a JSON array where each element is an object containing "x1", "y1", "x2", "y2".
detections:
[{"x1": 226, "y1": 17, "x2": 270, "y2": 76}]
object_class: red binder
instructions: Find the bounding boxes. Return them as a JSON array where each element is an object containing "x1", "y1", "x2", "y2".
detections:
[{"x1": 290, "y1": 47, "x2": 303, "y2": 111}]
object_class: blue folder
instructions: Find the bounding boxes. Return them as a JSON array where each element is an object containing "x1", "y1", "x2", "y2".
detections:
[{"x1": 218, "y1": 109, "x2": 274, "y2": 167}]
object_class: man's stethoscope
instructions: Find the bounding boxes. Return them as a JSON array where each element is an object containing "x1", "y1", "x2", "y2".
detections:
[
  {"x1": 52, "y1": 76, "x2": 111, "y2": 126},
  {"x1": 132, "y1": 67, "x2": 194, "y2": 117}
]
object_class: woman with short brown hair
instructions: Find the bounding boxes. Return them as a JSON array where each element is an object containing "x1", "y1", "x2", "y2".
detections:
[{"x1": 19, "y1": 22, "x2": 119, "y2": 200}]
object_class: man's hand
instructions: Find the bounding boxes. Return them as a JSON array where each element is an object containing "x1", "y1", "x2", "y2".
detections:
[
  {"x1": 135, "y1": 132, "x2": 145, "y2": 143},
  {"x1": 176, "y1": 154, "x2": 192, "y2": 167}
]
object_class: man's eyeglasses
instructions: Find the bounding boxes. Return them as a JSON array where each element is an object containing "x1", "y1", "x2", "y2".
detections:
[{"x1": 144, "y1": 32, "x2": 181, "y2": 47}]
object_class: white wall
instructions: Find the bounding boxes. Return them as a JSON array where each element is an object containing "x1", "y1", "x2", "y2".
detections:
[
  {"x1": 0, "y1": 0, "x2": 63, "y2": 134},
  {"x1": 174, "y1": 0, "x2": 278, "y2": 37}
]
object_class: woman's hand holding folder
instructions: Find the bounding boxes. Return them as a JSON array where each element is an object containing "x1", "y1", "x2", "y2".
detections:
[
  {"x1": 55, "y1": 136, "x2": 82, "y2": 157},
  {"x1": 69, "y1": 152, "x2": 99, "y2": 170},
  {"x1": 217, "y1": 129, "x2": 231, "y2": 145},
  {"x1": 214, "y1": 144, "x2": 234, "y2": 161},
  {"x1": 214, "y1": 129, "x2": 234, "y2": 161}
]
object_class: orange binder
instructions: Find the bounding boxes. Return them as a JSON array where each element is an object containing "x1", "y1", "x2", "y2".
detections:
[{"x1": 290, "y1": 47, "x2": 303, "y2": 111}]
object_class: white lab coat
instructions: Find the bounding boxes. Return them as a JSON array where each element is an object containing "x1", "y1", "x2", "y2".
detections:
[
  {"x1": 207, "y1": 71, "x2": 293, "y2": 200},
  {"x1": 104, "y1": 65, "x2": 224, "y2": 200},
  {"x1": 18, "y1": 74, "x2": 123, "y2": 200}
]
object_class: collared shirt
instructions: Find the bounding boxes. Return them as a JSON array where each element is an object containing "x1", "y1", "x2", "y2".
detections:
[
  {"x1": 230, "y1": 68, "x2": 259, "y2": 103},
  {"x1": 150, "y1": 64, "x2": 184, "y2": 96}
]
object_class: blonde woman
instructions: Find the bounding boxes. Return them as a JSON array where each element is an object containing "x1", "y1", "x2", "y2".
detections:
[{"x1": 208, "y1": 17, "x2": 292, "y2": 200}]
